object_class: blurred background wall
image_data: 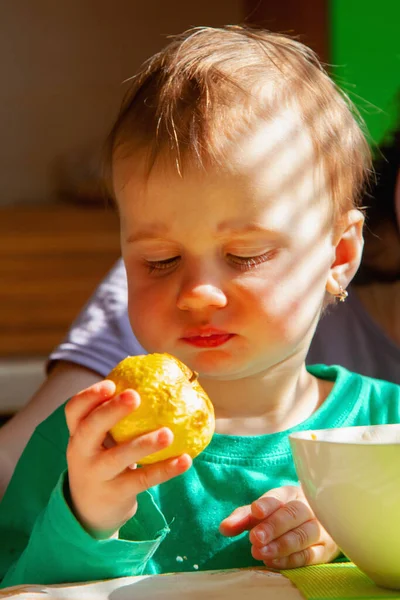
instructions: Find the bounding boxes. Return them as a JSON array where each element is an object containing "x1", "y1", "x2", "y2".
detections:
[
  {"x1": 2, "y1": 0, "x2": 399, "y2": 208},
  {"x1": 0, "y1": 0, "x2": 399, "y2": 414},
  {"x1": 0, "y1": 0, "x2": 242, "y2": 205}
]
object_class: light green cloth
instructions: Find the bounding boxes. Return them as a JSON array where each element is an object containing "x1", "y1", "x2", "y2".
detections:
[{"x1": 283, "y1": 563, "x2": 400, "y2": 599}]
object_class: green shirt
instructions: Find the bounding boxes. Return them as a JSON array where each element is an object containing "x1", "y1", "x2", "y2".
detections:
[{"x1": 1, "y1": 365, "x2": 399, "y2": 588}]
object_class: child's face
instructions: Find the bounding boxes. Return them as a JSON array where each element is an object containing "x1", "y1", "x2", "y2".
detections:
[{"x1": 115, "y1": 112, "x2": 339, "y2": 380}]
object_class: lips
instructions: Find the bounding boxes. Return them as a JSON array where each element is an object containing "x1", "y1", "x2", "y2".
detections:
[{"x1": 180, "y1": 328, "x2": 235, "y2": 348}]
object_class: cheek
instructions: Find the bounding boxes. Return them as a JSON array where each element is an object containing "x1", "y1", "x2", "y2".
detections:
[
  {"x1": 127, "y1": 282, "x2": 171, "y2": 351},
  {"x1": 249, "y1": 290, "x2": 322, "y2": 349},
  {"x1": 241, "y1": 259, "x2": 327, "y2": 340}
]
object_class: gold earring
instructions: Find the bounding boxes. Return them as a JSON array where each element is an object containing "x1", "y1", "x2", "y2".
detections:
[{"x1": 335, "y1": 286, "x2": 348, "y2": 302}]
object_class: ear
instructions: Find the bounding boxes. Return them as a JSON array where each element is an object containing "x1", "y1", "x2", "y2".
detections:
[{"x1": 326, "y1": 209, "x2": 364, "y2": 296}]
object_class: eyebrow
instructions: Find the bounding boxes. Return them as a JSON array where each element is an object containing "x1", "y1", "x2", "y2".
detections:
[
  {"x1": 217, "y1": 221, "x2": 279, "y2": 236},
  {"x1": 126, "y1": 221, "x2": 280, "y2": 243},
  {"x1": 126, "y1": 224, "x2": 169, "y2": 243}
]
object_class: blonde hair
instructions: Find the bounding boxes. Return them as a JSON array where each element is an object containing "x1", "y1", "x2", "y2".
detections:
[{"x1": 106, "y1": 25, "x2": 371, "y2": 217}]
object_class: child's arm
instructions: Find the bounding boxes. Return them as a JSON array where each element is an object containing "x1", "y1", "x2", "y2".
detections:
[
  {"x1": 65, "y1": 381, "x2": 191, "y2": 539},
  {"x1": 220, "y1": 485, "x2": 340, "y2": 569},
  {"x1": 0, "y1": 382, "x2": 191, "y2": 588}
]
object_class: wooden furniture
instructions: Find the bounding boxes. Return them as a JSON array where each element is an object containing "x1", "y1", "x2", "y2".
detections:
[{"x1": 0, "y1": 204, "x2": 121, "y2": 356}]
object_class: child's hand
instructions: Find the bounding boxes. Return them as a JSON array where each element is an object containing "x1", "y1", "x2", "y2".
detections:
[
  {"x1": 220, "y1": 485, "x2": 340, "y2": 569},
  {"x1": 65, "y1": 381, "x2": 192, "y2": 539}
]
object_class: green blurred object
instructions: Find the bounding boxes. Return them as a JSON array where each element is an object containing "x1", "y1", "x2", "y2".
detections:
[
  {"x1": 283, "y1": 563, "x2": 399, "y2": 599},
  {"x1": 330, "y1": 0, "x2": 400, "y2": 146}
]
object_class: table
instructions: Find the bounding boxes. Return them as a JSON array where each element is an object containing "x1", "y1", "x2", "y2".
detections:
[
  {"x1": 0, "y1": 569, "x2": 301, "y2": 599},
  {"x1": 2, "y1": 565, "x2": 399, "y2": 599}
]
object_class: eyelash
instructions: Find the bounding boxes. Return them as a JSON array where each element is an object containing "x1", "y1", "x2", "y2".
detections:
[
  {"x1": 227, "y1": 252, "x2": 277, "y2": 270},
  {"x1": 145, "y1": 251, "x2": 276, "y2": 274},
  {"x1": 146, "y1": 257, "x2": 180, "y2": 273}
]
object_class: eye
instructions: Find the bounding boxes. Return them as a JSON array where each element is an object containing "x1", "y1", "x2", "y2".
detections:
[
  {"x1": 145, "y1": 256, "x2": 180, "y2": 274},
  {"x1": 227, "y1": 250, "x2": 277, "y2": 271}
]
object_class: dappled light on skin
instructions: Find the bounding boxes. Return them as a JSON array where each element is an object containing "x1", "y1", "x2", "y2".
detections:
[
  {"x1": 113, "y1": 100, "x2": 364, "y2": 431},
  {"x1": 106, "y1": 27, "x2": 370, "y2": 433},
  {"x1": 0, "y1": 28, "x2": 381, "y2": 589}
]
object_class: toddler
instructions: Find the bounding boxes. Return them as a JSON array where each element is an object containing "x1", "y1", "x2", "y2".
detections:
[{"x1": 1, "y1": 26, "x2": 399, "y2": 588}]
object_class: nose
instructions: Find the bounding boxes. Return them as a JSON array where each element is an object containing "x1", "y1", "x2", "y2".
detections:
[{"x1": 176, "y1": 273, "x2": 228, "y2": 312}]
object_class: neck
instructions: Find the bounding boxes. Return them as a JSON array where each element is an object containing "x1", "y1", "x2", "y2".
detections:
[
  {"x1": 354, "y1": 282, "x2": 400, "y2": 346},
  {"x1": 199, "y1": 356, "x2": 332, "y2": 436}
]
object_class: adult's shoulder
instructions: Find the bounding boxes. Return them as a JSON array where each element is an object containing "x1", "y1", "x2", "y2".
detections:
[
  {"x1": 308, "y1": 287, "x2": 399, "y2": 383},
  {"x1": 48, "y1": 259, "x2": 145, "y2": 376}
]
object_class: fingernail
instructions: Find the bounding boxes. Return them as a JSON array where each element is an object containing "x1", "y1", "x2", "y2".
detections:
[
  {"x1": 157, "y1": 428, "x2": 172, "y2": 445},
  {"x1": 174, "y1": 454, "x2": 192, "y2": 468},
  {"x1": 101, "y1": 380, "x2": 116, "y2": 397},
  {"x1": 170, "y1": 455, "x2": 186, "y2": 469},
  {"x1": 255, "y1": 530, "x2": 266, "y2": 544},
  {"x1": 252, "y1": 501, "x2": 267, "y2": 518},
  {"x1": 120, "y1": 390, "x2": 135, "y2": 405},
  {"x1": 261, "y1": 543, "x2": 277, "y2": 557},
  {"x1": 272, "y1": 558, "x2": 282, "y2": 567}
]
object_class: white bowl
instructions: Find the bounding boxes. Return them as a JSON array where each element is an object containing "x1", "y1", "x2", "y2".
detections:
[{"x1": 289, "y1": 424, "x2": 400, "y2": 590}]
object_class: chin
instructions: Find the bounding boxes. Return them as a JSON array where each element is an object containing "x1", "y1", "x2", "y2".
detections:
[{"x1": 182, "y1": 349, "x2": 252, "y2": 381}]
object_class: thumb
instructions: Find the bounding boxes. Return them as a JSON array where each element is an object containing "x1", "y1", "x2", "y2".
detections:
[{"x1": 219, "y1": 505, "x2": 261, "y2": 537}]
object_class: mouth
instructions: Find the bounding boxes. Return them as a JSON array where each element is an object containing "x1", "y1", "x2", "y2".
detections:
[{"x1": 180, "y1": 329, "x2": 235, "y2": 348}]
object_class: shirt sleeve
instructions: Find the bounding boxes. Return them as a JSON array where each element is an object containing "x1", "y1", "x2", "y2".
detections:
[
  {"x1": 48, "y1": 259, "x2": 146, "y2": 377},
  {"x1": 0, "y1": 413, "x2": 169, "y2": 588}
]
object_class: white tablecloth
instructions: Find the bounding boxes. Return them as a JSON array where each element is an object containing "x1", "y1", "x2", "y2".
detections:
[{"x1": 0, "y1": 568, "x2": 303, "y2": 599}]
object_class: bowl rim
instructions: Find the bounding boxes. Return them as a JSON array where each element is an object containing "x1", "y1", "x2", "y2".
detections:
[{"x1": 289, "y1": 423, "x2": 400, "y2": 446}]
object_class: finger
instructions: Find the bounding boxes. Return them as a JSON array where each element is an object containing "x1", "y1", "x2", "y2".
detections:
[
  {"x1": 251, "y1": 486, "x2": 302, "y2": 520},
  {"x1": 219, "y1": 505, "x2": 261, "y2": 537},
  {"x1": 71, "y1": 389, "x2": 140, "y2": 456},
  {"x1": 99, "y1": 427, "x2": 174, "y2": 479},
  {"x1": 118, "y1": 453, "x2": 192, "y2": 494},
  {"x1": 65, "y1": 380, "x2": 116, "y2": 435},
  {"x1": 220, "y1": 486, "x2": 302, "y2": 538},
  {"x1": 256, "y1": 544, "x2": 328, "y2": 569},
  {"x1": 252, "y1": 519, "x2": 321, "y2": 562},
  {"x1": 250, "y1": 499, "x2": 314, "y2": 547}
]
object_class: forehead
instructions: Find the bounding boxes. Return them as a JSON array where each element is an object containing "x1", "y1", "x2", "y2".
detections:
[{"x1": 114, "y1": 107, "x2": 330, "y2": 229}]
